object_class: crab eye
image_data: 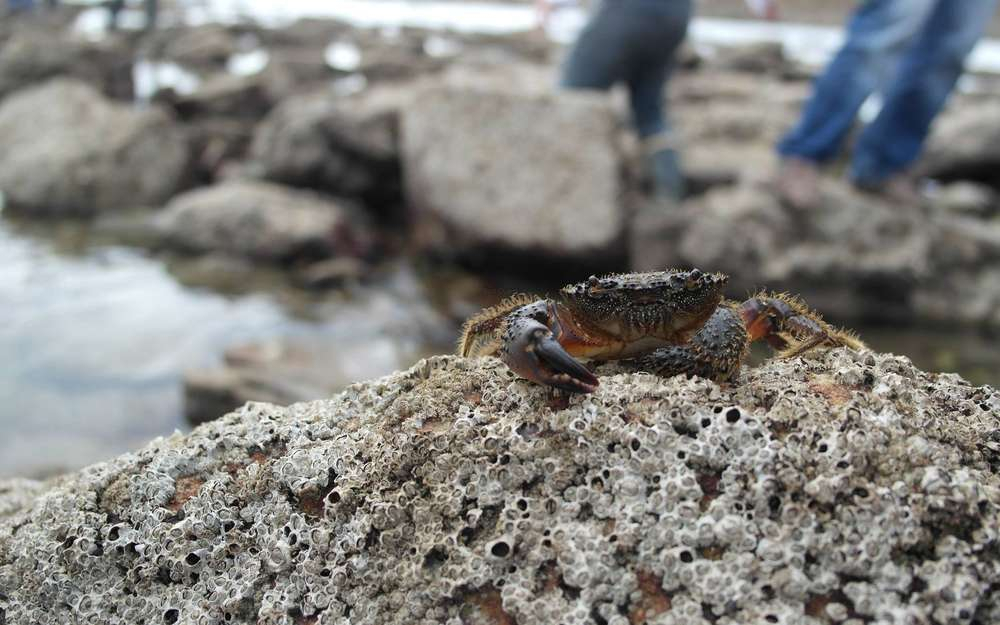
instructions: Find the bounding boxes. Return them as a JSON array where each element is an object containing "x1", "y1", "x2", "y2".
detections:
[
  {"x1": 585, "y1": 275, "x2": 607, "y2": 298},
  {"x1": 684, "y1": 269, "x2": 703, "y2": 290}
]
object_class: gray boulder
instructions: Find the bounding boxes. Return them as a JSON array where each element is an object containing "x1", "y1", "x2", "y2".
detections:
[
  {"x1": 922, "y1": 99, "x2": 1000, "y2": 184},
  {"x1": 0, "y1": 78, "x2": 190, "y2": 215},
  {"x1": 402, "y1": 70, "x2": 625, "y2": 270},
  {"x1": 632, "y1": 180, "x2": 1000, "y2": 326},
  {"x1": 249, "y1": 86, "x2": 403, "y2": 206},
  {"x1": 0, "y1": 31, "x2": 133, "y2": 101},
  {"x1": 2, "y1": 351, "x2": 1000, "y2": 623},
  {"x1": 159, "y1": 24, "x2": 240, "y2": 72},
  {"x1": 184, "y1": 265, "x2": 454, "y2": 424},
  {"x1": 153, "y1": 180, "x2": 372, "y2": 262},
  {"x1": 169, "y1": 73, "x2": 273, "y2": 121},
  {"x1": 671, "y1": 70, "x2": 807, "y2": 188}
]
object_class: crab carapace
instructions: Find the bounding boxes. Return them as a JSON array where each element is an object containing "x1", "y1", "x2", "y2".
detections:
[{"x1": 459, "y1": 269, "x2": 864, "y2": 393}]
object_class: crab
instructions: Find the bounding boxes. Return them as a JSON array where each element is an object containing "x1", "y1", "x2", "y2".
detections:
[{"x1": 458, "y1": 269, "x2": 864, "y2": 393}]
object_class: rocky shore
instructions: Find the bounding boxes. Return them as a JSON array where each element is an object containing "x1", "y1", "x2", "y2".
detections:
[
  {"x1": 2, "y1": 351, "x2": 999, "y2": 623},
  {"x1": 3, "y1": 10, "x2": 997, "y2": 302},
  {"x1": 1, "y1": 8, "x2": 999, "y2": 425}
]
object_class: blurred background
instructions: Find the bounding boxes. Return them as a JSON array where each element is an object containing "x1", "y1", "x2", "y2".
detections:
[{"x1": 1, "y1": 0, "x2": 999, "y2": 478}]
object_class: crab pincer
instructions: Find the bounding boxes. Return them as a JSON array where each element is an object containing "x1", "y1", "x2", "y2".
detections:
[{"x1": 502, "y1": 318, "x2": 600, "y2": 394}]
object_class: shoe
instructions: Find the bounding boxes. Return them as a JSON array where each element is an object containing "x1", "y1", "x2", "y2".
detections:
[
  {"x1": 648, "y1": 147, "x2": 685, "y2": 201},
  {"x1": 642, "y1": 131, "x2": 686, "y2": 201},
  {"x1": 773, "y1": 157, "x2": 821, "y2": 210},
  {"x1": 853, "y1": 174, "x2": 925, "y2": 206}
]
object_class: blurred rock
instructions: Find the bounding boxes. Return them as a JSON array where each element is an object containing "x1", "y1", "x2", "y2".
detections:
[
  {"x1": 930, "y1": 181, "x2": 998, "y2": 218},
  {"x1": 0, "y1": 31, "x2": 133, "y2": 101},
  {"x1": 153, "y1": 180, "x2": 372, "y2": 262},
  {"x1": 184, "y1": 266, "x2": 453, "y2": 424},
  {"x1": 672, "y1": 71, "x2": 806, "y2": 185},
  {"x1": 169, "y1": 73, "x2": 272, "y2": 120},
  {"x1": 631, "y1": 180, "x2": 1000, "y2": 327},
  {"x1": 154, "y1": 72, "x2": 277, "y2": 182},
  {"x1": 354, "y1": 37, "x2": 447, "y2": 82},
  {"x1": 249, "y1": 85, "x2": 405, "y2": 210},
  {"x1": 159, "y1": 24, "x2": 239, "y2": 71},
  {"x1": 0, "y1": 78, "x2": 189, "y2": 216},
  {"x1": 254, "y1": 17, "x2": 352, "y2": 48},
  {"x1": 256, "y1": 46, "x2": 336, "y2": 99},
  {"x1": 402, "y1": 68, "x2": 626, "y2": 272},
  {"x1": 293, "y1": 256, "x2": 367, "y2": 289},
  {"x1": 706, "y1": 41, "x2": 788, "y2": 74},
  {"x1": 923, "y1": 100, "x2": 1000, "y2": 184}
]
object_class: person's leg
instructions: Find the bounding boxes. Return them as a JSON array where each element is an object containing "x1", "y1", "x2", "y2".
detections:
[
  {"x1": 6, "y1": 0, "x2": 36, "y2": 13},
  {"x1": 145, "y1": 0, "x2": 158, "y2": 30},
  {"x1": 560, "y1": 1, "x2": 631, "y2": 90},
  {"x1": 776, "y1": 0, "x2": 935, "y2": 163},
  {"x1": 625, "y1": 0, "x2": 692, "y2": 199},
  {"x1": 851, "y1": 0, "x2": 998, "y2": 186},
  {"x1": 107, "y1": 0, "x2": 124, "y2": 30}
]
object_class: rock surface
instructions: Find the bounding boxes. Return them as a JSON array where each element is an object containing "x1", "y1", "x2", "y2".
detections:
[
  {"x1": 922, "y1": 99, "x2": 1000, "y2": 184},
  {"x1": 157, "y1": 24, "x2": 240, "y2": 72},
  {"x1": 0, "y1": 78, "x2": 190, "y2": 215},
  {"x1": 402, "y1": 77, "x2": 625, "y2": 270},
  {"x1": 184, "y1": 267, "x2": 455, "y2": 424},
  {"x1": 153, "y1": 180, "x2": 372, "y2": 262},
  {"x1": 0, "y1": 31, "x2": 134, "y2": 101},
  {"x1": 249, "y1": 86, "x2": 403, "y2": 207},
  {"x1": 3, "y1": 350, "x2": 1000, "y2": 624},
  {"x1": 0, "y1": 478, "x2": 46, "y2": 520},
  {"x1": 631, "y1": 180, "x2": 1000, "y2": 327}
]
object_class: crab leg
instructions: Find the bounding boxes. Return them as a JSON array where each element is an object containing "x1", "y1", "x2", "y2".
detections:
[
  {"x1": 632, "y1": 303, "x2": 748, "y2": 383},
  {"x1": 740, "y1": 293, "x2": 865, "y2": 357}
]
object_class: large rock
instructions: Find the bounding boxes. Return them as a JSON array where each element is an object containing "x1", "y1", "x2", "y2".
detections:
[
  {"x1": 0, "y1": 31, "x2": 133, "y2": 101},
  {"x1": 169, "y1": 73, "x2": 273, "y2": 121},
  {"x1": 153, "y1": 180, "x2": 372, "y2": 262},
  {"x1": 632, "y1": 180, "x2": 1000, "y2": 327},
  {"x1": 402, "y1": 71, "x2": 625, "y2": 271},
  {"x1": 0, "y1": 78, "x2": 190, "y2": 215},
  {"x1": 159, "y1": 24, "x2": 240, "y2": 72},
  {"x1": 249, "y1": 86, "x2": 403, "y2": 208},
  {"x1": 671, "y1": 71, "x2": 807, "y2": 187},
  {"x1": 922, "y1": 99, "x2": 1000, "y2": 184},
  {"x1": 2, "y1": 351, "x2": 1000, "y2": 623}
]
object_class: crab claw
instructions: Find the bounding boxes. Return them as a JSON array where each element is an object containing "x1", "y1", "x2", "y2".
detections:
[{"x1": 503, "y1": 319, "x2": 599, "y2": 393}]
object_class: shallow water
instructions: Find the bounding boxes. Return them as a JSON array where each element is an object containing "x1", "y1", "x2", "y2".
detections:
[{"x1": 0, "y1": 218, "x2": 328, "y2": 477}]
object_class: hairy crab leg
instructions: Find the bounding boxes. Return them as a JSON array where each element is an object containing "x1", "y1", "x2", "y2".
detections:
[
  {"x1": 740, "y1": 293, "x2": 865, "y2": 357},
  {"x1": 632, "y1": 303, "x2": 748, "y2": 383}
]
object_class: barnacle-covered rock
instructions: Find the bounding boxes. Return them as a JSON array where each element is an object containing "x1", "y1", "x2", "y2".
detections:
[{"x1": 2, "y1": 351, "x2": 1000, "y2": 624}]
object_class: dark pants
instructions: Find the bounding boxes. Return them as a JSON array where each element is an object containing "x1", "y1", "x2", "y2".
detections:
[
  {"x1": 777, "y1": 0, "x2": 997, "y2": 184},
  {"x1": 561, "y1": 0, "x2": 691, "y2": 198},
  {"x1": 561, "y1": 0, "x2": 692, "y2": 139}
]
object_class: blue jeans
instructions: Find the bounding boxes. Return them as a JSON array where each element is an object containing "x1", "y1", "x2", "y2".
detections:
[
  {"x1": 778, "y1": 0, "x2": 997, "y2": 185},
  {"x1": 561, "y1": 0, "x2": 692, "y2": 139}
]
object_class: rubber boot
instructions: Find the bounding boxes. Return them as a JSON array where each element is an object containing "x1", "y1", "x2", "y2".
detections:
[{"x1": 643, "y1": 133, "x2": 685, "y2": 201}]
